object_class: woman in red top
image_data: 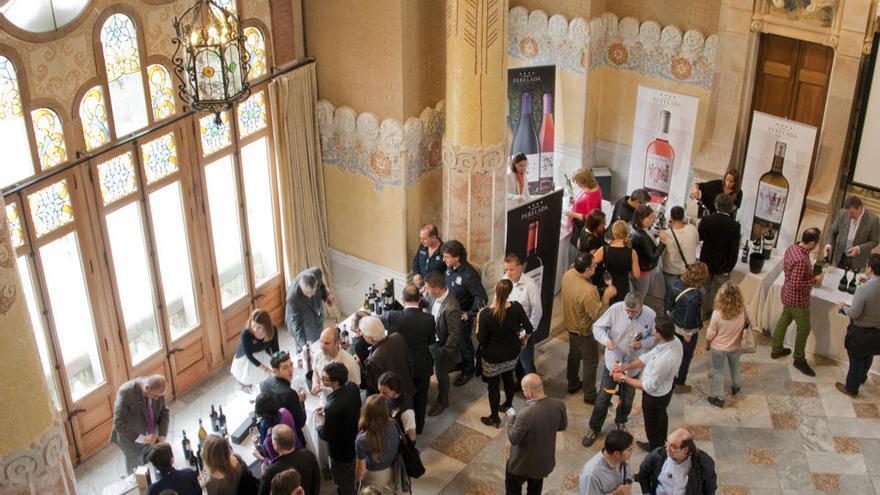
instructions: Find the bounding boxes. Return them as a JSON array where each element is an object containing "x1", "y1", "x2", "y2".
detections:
[{"x1": 566, "y1": 168, "x2": 602, "y2": 225}]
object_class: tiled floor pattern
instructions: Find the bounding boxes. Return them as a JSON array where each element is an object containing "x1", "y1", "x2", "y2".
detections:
[{"x1": 76, "y1": 296, "x2": 880, "y2": 494}]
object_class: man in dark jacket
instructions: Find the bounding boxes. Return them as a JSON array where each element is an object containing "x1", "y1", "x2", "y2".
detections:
[
  {"x1": 286, "y1": 266, "x2": 335, "y2": 351},
  {"x1": 637, "y1": 427, "x2": 717, "y2": 495},
  {"x1": 111, "y1": 375, "x2": 170, "y2": 473},
  {"x1": 611, "y1": 189, "x2": 650, "y2": 224},
  {"x1": 442, "y1": 239, "x2": 488, "y2": 386},
  {"x1": 260, "y1": 351, "x2": 307, "y2": 447},
  {"x1": 259, "y1": 425, "x2": 321, "y2": 495},
  {"x1": 360, "y1": 316, "x2": 416, "y2": 395},
  {"x1": 505, "y1": 374, "x2": 568, "y2": 495},
  {"x1": 425, "y1": 272, "x2": 463, "y2": 416},
  {"x1": 698, "y1": 193, "x2": 741, "y2": 320},
  {"x1": 316, "y1": 362, "x2": 361, "y2": 495},
  {"x1": 381, "y1": 283, "x2": 435, "y2": 434}
]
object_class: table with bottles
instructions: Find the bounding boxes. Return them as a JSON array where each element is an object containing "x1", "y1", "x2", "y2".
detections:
[{"x1": 760, "y1": 266, "x2": 879, "y2": 375}]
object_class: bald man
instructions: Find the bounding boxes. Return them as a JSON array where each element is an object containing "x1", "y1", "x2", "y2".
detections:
[
  {"x1": 505, "y1": 374, "x2": 568, "y2": 495},
  {"x1": 637, "y1": 428, "x2": 717, "y2": 495},
  {"x1": 310, "y1": 327, "x2": 360, "y2": 395},
  {"x1": 111, "y1": 375, "x2": 170, "y2": 473}
]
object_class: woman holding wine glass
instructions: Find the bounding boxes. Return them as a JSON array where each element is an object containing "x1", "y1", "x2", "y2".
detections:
[
  {"x1": 507, "y1": 153, "x2": 533, "y2": 204},
  {"x1": 566, "y1": 168, "x2": 603, "y2": 264},
  {"x1": 593, "y1": 220, "x2": 641, "y2": 304},
  {"x1": 630, "y1": 205, "x2": 666, "y2": 299}
]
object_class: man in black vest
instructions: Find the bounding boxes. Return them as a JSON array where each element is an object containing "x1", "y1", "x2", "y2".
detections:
[
  {"x1": 382, "y1": 283, "x2": 436, "y2": 434},
  {"x1": 698, "y1": 193, "x2": 741, "y2": 320},
  {"x1": 316, "y1": 362, "x2": 361, "y2": 495}
]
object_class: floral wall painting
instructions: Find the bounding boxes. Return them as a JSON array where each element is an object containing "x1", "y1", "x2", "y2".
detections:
[{"x1": 768, "y1": 0, "x2": 838, "y2": 28}]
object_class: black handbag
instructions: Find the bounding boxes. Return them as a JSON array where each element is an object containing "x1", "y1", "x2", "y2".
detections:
[{"x1": 394, "y1": 416, "x2": 425, "y2": 478}]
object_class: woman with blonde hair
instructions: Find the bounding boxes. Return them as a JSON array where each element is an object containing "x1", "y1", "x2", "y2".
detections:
[
  {"x1": 670, "y1": 262, "x2": 709, "y2": 393},
  {"x1": 230, "y1": 308, "x2": 279, "y2": 388},
  {"x1": 705, "y1": 282, "x2": 748, "y2": 408},
  {"x1": 476, "y1": 278, "x2": 533, "y2": 427},
  {"x1": 355, "y1": 395, "x2": 401, "y2": 492},
  {"x1": 593, "y1": 220, "x2": 641, "y2": 304}
]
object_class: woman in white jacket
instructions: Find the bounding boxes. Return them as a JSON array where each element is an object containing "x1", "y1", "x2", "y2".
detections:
[{"x1": 507, "y1": 153, "x2": 532, "y2": 205}]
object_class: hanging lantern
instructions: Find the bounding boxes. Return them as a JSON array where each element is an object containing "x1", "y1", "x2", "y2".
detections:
[{"x1": 172, "y1": 0, "x2": 250, "y2": 122}]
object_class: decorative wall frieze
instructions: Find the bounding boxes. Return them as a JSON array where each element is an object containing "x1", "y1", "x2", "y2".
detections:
[
  {"x1": 0, "y1": 418, "x2": 74, "y2": 491},
  {"x1": 441, "y1": 141, "x2": 508, "y2": 176},
  {"x1": 508, "y1": 7, "x2": 717, "y2": 89},
  {"x1": 316, "y1": 100, "x2": 445, "y2": 191}
]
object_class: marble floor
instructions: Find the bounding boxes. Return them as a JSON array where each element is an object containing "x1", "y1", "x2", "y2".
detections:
[{"x1": 76, "y1": 296, "x2": 880, "y2": 495}]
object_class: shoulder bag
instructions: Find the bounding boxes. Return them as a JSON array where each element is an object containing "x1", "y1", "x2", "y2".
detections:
[
  {"x1": 394, "y1": 416, "x2": 425, "y2": 479},
  {"x1": 670, "y1": 227, "x2": 690, "y2": 269},
  {"x1": 739, "y1": 313, "x2": 756, "y2": 354}
]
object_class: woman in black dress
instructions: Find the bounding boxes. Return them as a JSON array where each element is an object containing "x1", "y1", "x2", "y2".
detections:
[
  {"x1": 630, "y1": 205, "x2": 666, "y2": 298},
  {"x1": 476, "y1": 279, "x2": 533, "y2": 427},
  {"x1": 593, "y1": 220, "x2": 641, "y2": 304},
  {"x1": 690, "y1": 168, "x2": 743, "y2": 217}
]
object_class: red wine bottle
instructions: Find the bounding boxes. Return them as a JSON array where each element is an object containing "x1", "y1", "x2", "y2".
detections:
[
  {"x1": 643, "y1": 110, "x2": 674, "y2": 203},
  {"x1": 538, "y1": 93, "x2": 555, "y2": 194},
  {"x1": 511, "y1": 92, "x2": 541, "y2": 194},
  {"x1": 524, "y1": 221, "x2": 544, "y2": 292}
]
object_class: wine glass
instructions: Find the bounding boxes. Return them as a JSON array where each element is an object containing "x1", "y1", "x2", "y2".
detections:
[{"x1": 603, "y1": 271, "x2": 613, "y2": 287}]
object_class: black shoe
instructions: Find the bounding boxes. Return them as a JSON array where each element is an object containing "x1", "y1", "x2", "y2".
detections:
[
  {"x1": 583, "y1": 396, "x2": 596, "y2": 405},
  {"x1": 454, "y1": 372, "x2": 473, "y2": 386},
  {"x1": 500, "y1": 400, "x2": 513, "y2": 411},
  {"x1": 582, "y1": 430, "x2": 599, "y2": 447},
  {"x1": 708, "y1": 396, "x2": 725, "y2": 408},
  {"x1": 616, "y1": 422, "x2": 626, "y2": 431},
  {"x1": 567, "y1": 382, "x2": 583, "y2": 394},
  {"x1": 636, "y1": 440, "x2": 652, "y2": 452},
  {"x1": 480, "y1": 415, "x2": 501, "y2": 428},
  {"x1": 731, "y1": 386, "x2": 741, "y2": 396},
  {"x1": 771, "y1": 348, "x2": 792, "y2": 359},
  {"x1": 793, "y1": 360, "x2": 816, "y2": 377}
]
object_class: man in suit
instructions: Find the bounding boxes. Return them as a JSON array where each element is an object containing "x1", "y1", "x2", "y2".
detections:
[
  {"x1": 259, "y1": 424, "x2": 321, "y2": 495},
  {"x1": 359, "y1": 315, "x2": 416, "y2": 396},
  {"x1": 698, "y1": 193, "x2": 741, "y2": 320},
  {"x1": 286, "y1": 266, "x2": 335, "y2": 352},
  {"x1": 836, "y1": 253, "x2": 880, "y2": 397},
  {"x1": 824, "y1": 196, "x2": 880, "y2": 271},
  {"x1": 505, "y1": 374, "x2": 568, "y2": 495},
  {"x1": 381, "y1": 283, "x2": 435, "y2": 434},
  {"x1": 260, "y1": 351, "x2": 307, "y2": 447},
  {"x1": 425, "y1": 272, "x2": 462, "y2": 416},
  {"x1": 111, "y1": 375, "x2": 170, "y2": 473},
  {"x1": 316, "y1": 362, "x2": 361, "y2": 495}
]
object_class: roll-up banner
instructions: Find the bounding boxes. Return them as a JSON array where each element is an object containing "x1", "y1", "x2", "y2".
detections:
[{"x1": 508, "y1": 65, "x2": 556, "y2": 196}]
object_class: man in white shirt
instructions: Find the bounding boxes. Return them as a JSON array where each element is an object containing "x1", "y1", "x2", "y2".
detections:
[
  {"x1": 504, "y1": 253, "x2": 542, "y2": 380},
  {"x1": 611, "y1": 315, "x2": 683, "y2": 452},
  {"x1": 637, "y1": 428, "x2": 717, "y2": 495},
  {"x1": 311, "y1": 327, "x2": 360, "y2": 395}
]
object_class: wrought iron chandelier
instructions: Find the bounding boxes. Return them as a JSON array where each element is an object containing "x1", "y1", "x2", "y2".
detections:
[{"x1": 172, "y1": 0, "x2": 250, "y2": 122}]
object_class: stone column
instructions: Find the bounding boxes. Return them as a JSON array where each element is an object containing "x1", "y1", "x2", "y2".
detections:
[
  {"x1": 0, "y1": 194, "x2": 76, "y2": 494},
  {"x1": 443, "y1": 0, "x2": 509, "y2": 275}
]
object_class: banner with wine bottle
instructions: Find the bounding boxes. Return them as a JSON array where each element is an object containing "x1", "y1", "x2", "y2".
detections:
[
  {"x1": 508, "y1": 65, "x2": 556, "y2": 196},
  {"x1": 505, "y1": 190, "x2": 564, "y2": 342},
  {"x1": 627, "y1": 86, "x2": 700, "y2": 208},
  {"x1": 740, "y1": 111, "x2": 817, "y2": 252}
]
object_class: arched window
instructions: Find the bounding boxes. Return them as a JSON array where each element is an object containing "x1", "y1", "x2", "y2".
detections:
[
  {"x1": 147, "y1": 64, "x2": 176, "y2": 121},
  {"x1": 99, "y1": 13, "x2": 148, "y2": 136},
  {"x1": 0, "y1": 54, "x2": 35, "y2": 187},
  {"x1": 243, "y1": 26, "x2": 267, "y2": 81},
  {"x1": 31, "y1": 107, "x2": 67, "y2": 170},
  {"x1": 79, "y1": 85, "x2": 111, "y2": 151}
]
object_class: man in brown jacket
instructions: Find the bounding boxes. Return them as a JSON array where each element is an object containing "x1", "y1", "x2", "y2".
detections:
[
  {"x1": 562, "y1": 252, "x2": 617, "y2": 402},
  {"x1": 505, "y1": 374, "x2": 567, "y2": 495},
  {"x1": 360, "y1": 315, "x2": 415, "y2": 396}
]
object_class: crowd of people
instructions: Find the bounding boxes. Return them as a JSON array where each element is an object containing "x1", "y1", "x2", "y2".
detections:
[{"x1": 110, "y1": 165, "x2": 879, "y2": 495}]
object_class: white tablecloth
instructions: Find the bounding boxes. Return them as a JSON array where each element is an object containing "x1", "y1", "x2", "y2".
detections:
[{"x1": 761, "y1": 266, "x2": 880, "y2": 375}]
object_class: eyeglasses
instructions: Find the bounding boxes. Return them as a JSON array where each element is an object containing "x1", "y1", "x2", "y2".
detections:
[
  {"x1": 665, "y1": 441, "x2": 681, "y2": 450},
  {"x1": 272, "y1": 351, "x2": 290, "y2": 362}
]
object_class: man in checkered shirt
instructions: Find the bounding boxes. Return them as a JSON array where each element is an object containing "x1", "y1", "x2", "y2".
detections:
[{"x1": 771, "y1": 227, "x2": 824, "y2": 376}]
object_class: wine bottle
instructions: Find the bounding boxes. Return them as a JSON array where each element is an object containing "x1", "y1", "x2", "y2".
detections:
[
  {"x1": 524, "y1": 221, "x2": 544, "y2": 293},
  {"x1": 564, "y1": 173, "x2": 575, "y2": 198},
  {"x1": 751, "y1": 142, "x2": 789, "y2": 249},
  {"x1": 643, "y1": 110, "x2": 675, "y2": 203},
  {"x1": 848, "y1": 274, "x2": 857, "y2": 295},
  {"x1": 538, "y1": 93, "x2": 555, "y2": 194},
  {"x1": 217, "y1": 406, "x2": 226, "y2": 430},
  {"x1": 181, "y1": 430, "x2": 194, "y2": 465},
  {"x1": 838, "y1": 269, "x2": 849, "y2": 292},
  {"x1": 362, "y1": 293, "x2": 369, "y2": 310},
  {"x1": 197, "y1": 418, "x2": 207, "y2": 445},
  {"x1": 603, "y1": 361, "x2": 623, "y2": 395},
  {"x1": 741, "y1": 241, "x2": 750, "y2": 263},
  {"x1": 209, "y1": 404, "x2": 218, "y2": 432},
  {"x1": 511, "y1": 92, "x2": 541, "y2": 195}
]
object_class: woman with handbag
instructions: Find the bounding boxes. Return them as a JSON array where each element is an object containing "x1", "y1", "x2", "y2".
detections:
[
  {"x1": 705, "y1": 282, "x2": 749, "y2": 408},
  {"x1": 355, "y1": 395, "x2": 401, "y2": 493},
  {"x1": 476, "y1": 279, "x2": 533, "y2": 427}
]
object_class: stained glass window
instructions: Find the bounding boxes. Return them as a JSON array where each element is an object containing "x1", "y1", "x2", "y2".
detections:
[
  {"x1": 199, "y1": 111, "x2": 232, "y2": 156},
  {"x1": 28, "y1": 179, "x2": 74, "y2": 237},
  {"x1": 147, "y1": 64, "x2": 176, "y2": 121},
  {"x1": 97, "y1": 152, "x2": 138, "y2": 205},
  {"x1": 79, "y1": 85, "x2": 111, "y2": 151},
  {"x1": 0, "y1": 55, "x2": 35, "y2": 188},
  {"x1": 141, "y1": 133, "x2": 179, "y2": 184},
  {"x1": 214, "y1": 0, "x2": 237, "y2": 14},
  {"x1": 6, "y1": 202, "x2": 25, "y2": 249},
  {"x1": 31, "y1": 108, "x2": 67, "y2": 170},
  {"x1": 100, "y1": 13, "x2": 148, "y2": 136},
  {"x1": 243, "y1": 26, "x2": 267, "y2": 81},
  {"x1": 237, "y1": 90, "x2": 267, "y2": 137}
]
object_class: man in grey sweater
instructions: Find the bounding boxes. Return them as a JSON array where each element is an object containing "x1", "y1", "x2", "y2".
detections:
[
  {"x1": 836, "y1": 253, "x2": 880, "y2": 397},
  {"x1": 505, "y1": 374, "x2": 568, "y2": 495}
]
